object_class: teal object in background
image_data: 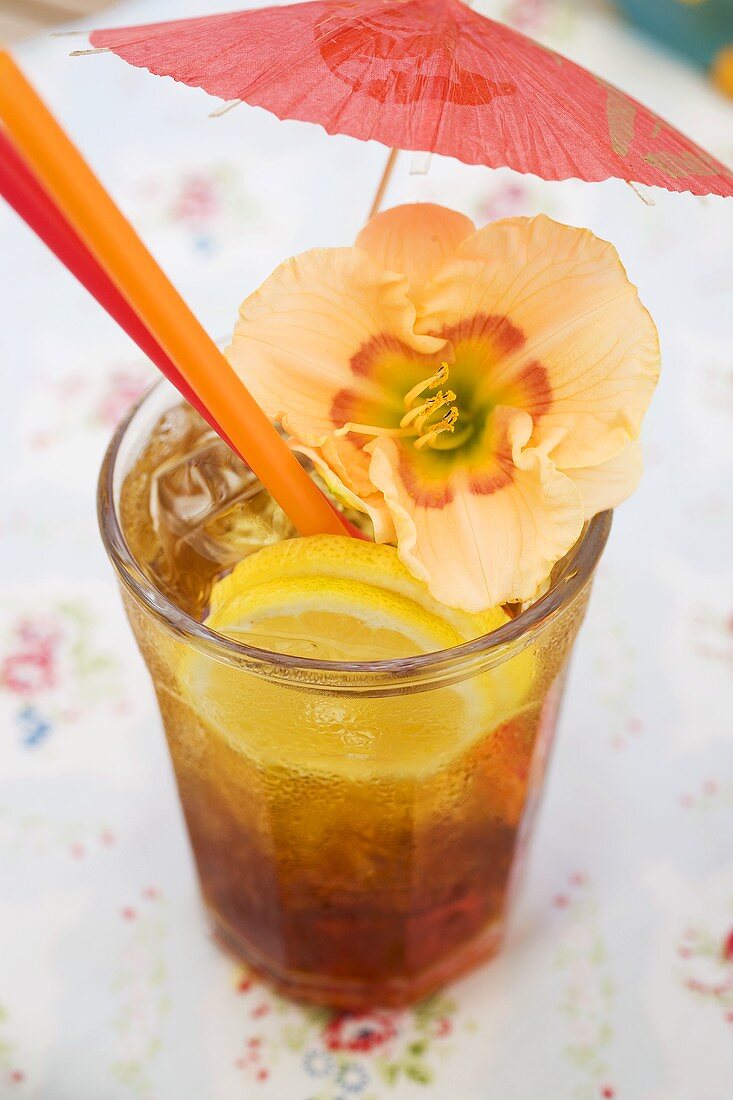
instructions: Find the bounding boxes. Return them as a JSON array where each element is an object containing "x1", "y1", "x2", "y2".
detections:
[{"x1": 614, "y1": 0, "x2": 732, "y2": 70}]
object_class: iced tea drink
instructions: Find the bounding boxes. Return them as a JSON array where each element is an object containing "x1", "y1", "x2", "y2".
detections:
[{"x1": 99, "y1": 382, "x2": 610, "y2": 1008}]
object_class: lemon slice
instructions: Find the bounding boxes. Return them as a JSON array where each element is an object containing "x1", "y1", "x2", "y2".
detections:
[
  {"x1": 179, "y1": 536, "x2": 535, "y2": 778},
  {"x1": 208, "y1": 535, "x2": 507, "y2": 639},
  {"x1": 206, "y1": 574, "x2": 465, "y2": 662}
]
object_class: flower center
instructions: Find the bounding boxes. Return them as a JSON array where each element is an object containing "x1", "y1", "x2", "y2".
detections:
[{"x1": 399, "y1": 362, "x2": 466, "y2": 451}]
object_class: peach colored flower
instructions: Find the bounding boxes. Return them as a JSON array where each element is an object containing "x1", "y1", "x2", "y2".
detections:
[{"x1": 226, "y1": 204, "x2": 659, "y2": 610}]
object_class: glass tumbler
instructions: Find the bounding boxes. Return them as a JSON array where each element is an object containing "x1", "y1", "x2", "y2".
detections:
[{"x1": 99, "y1": 384, "x2": 610, "y2": 1008}]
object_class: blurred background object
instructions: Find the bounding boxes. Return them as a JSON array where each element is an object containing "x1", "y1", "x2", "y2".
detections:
[
  {"x1": 0, "y1": 0, "x2": 107, "y2": 43},
  {"x1": 613, "y1": 0, "x2": 733, "y2": 97}
]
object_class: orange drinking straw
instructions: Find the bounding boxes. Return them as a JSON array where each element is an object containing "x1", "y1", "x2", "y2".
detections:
[{"x1": 0, "y1": 50, "x2": 348, "y2": 539}]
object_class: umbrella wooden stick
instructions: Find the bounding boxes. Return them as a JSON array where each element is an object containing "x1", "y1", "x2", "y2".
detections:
[
  {"x1": 368, "y1": 147, "x2": 398, "y2": 220},
  {"x1": 367, "y1": 148, "x2": 434, "y2": 221},
  {"x1": 0, "y1": 49, "x2": 350, "y2": 539}
]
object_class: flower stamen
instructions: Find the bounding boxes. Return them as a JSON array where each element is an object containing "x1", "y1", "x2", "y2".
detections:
[
  {"x1": 400, "y1": 361, "x2": 463, "y2": 449},
  {"x1": 399, "y1": 389, "x2": 456, "y2": 431},
  {"x1": 334, "y1": 421, "x2": 408, "y2": 437},
  {"x1": 336, "y1": 362, "x2": 464, "y2": 450},
  {"x1": 414, "y1": 406, "x2": 460, "y2": 450},
  {"x1": 403, "y1": 361, "x2": 450, "y2": 410}
]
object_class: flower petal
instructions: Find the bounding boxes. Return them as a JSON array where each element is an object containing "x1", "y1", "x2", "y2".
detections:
[
  {"x1": 418, "y1": 215, "x2": 660, "y2": 469},
  {"x1": 564, "y1": 439, "x2": 643, "y2": 519},
  {"x1": 225, "y1": 246, "x2": 444, "y2": 445},
  {"x1": 367, "y1": 407, "x2": 584, "y2": 611},
  {"x1": 356, "y1": 203, "x2": 475, "y2": 303},
  {"x1": 292, "y1": 440, "x2": 396, "y2": 543}
]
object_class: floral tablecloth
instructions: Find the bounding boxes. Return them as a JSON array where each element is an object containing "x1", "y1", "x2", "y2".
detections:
[{"x1": 1, "y1": 1, "x2": 732, "y2": 1096}]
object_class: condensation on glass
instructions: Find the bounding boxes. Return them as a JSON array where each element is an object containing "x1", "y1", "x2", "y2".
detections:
[{"x1": 99, "y1": 382, "x2": 611, "y2": 1008}]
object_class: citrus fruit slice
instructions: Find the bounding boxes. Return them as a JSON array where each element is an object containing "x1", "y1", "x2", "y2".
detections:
[
  {"x1": 206, "y1": 574, "x2": 466, "y2": 662},
  {"x1": 178, "y1": 535, "x2": 535, "y2": 777},
  {"x1": 207, "y1": 535, "x2": 508, "y2": 639}
]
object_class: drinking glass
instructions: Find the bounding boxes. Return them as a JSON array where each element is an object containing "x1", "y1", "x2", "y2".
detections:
[{"x1": 99, "y1": 383, "x2": 610, "y2": 1008}]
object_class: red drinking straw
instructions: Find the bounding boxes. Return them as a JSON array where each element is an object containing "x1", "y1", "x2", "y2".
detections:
[
  {"x1": 0, "y1": 125, "x2": 238, "y2": 453},
  {"x1": 0, "y1": 120, "x2": 362, "y2": 537},
  {"x1": 0, "y1": 52, "x2": 349, "y2": 538}
]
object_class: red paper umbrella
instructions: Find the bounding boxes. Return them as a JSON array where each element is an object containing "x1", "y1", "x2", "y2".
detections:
[{"x1": 88, "y1": 0, "x2": 733, "y2": 197}]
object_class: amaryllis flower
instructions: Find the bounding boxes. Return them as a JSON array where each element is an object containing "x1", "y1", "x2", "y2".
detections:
[{"x1": 226, "y1": 203, "x2": 659, "y2": 610}]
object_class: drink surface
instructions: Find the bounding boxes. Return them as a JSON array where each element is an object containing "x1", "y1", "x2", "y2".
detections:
[{"x1": 119, "y1": 400, "x2": 589, "y2": 1006}]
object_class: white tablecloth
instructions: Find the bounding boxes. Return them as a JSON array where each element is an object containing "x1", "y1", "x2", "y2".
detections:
[{"x1": 1, "y1": 1, "x2": 732, "y2": 1096}]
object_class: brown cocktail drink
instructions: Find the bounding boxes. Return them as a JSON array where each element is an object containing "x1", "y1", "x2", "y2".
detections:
[{"x1": 100, "y1": 383, "x2": 610, "y2": 1008}]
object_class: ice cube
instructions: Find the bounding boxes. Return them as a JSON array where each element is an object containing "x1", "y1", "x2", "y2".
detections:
[
  {"x1": 202, "y1": 483, "x2": 297, "y2": 563},
  {"x1": 150, "y1": 433, "x2": 295, "y2": 569}
]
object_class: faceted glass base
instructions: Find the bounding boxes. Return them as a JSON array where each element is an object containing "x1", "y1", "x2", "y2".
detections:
[{"x1": 210, "y1": 908, "x2": 504, "y2": 1009}]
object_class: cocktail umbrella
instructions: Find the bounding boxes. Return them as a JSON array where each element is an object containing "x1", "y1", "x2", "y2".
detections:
[{"x1": 84, "y1": 0, "x2": 733, "y2": 198}]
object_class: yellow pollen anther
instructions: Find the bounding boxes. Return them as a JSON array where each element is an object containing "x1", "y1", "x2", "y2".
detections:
[
  {"x1": 401, "y1": 362, "x2": 462, "y2": 450},
  {"x1": 403, "y1": 361, "x2": 450, "y2": 410},
  {"x1": 413, "y1": 406, "x2": 460, "y2": 450},
  {"x1": 399, "y1": 389, "x2": 456, "y2": 430}
]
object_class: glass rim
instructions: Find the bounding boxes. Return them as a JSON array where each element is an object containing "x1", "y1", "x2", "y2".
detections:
[{"x1": 98, "y1": 381, "x2": 612, "y2": 688}]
